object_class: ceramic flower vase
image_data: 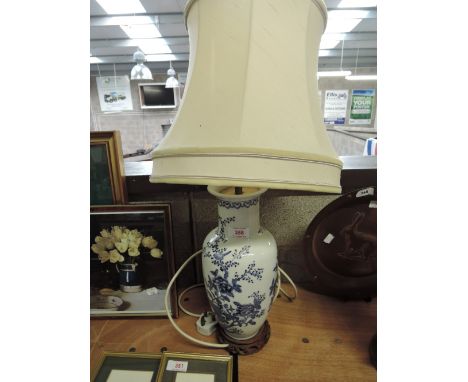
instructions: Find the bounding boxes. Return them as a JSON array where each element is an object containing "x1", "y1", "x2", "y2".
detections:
[
  {"x1": 118, "y1": 262, "x2": 142, "y2": 293},
  {"x1": 202, "y1": 186, "x2": 278, "y2": 345}
]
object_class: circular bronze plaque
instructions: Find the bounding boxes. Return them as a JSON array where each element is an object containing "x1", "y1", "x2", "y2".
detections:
[{"x1": 303, "y1": 186, "x2": 377, "y2": 300}]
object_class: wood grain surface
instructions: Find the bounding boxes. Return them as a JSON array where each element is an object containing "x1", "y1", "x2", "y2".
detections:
[{"x1": 91, "y1": 286, "x2": 376, "y2": 381}]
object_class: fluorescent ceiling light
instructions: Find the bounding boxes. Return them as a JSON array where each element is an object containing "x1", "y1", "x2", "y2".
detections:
[
  {"x1": 318, "y1": 50, "x2": 330, "y2": 57},
  {"x1": 345, "y1": 74, "x2": 377, "y2": 81},
  {"x1": 319, "y1": 50, "x2": 349, "y2": 57},
  {"x1": 107, "y1": 16, "x2": 156, "y2": 26},
  {"x1": 145, "y1": 54, "x2": 178, "y2": 62},
  {"x1": 324, "y1": 19, "x2": 362, "y2": 33},
  {"x1": 318, "y1": 70, "x2": 352, "y2": 77},
  {"x1": 118, "y1": 16, "x2": 172, "y2": 56},
  {"x1": 137, "y1": 40, "x2": 172, "y2": 55},
  {"x1": 130, "y1": 38, "x2": 172, "y2": 55},
  {"x1": 328, "y1": 10, "x2": 370, "y2": 19},
  {"x1": 120, "y1": 24, "x2": 162, "y2": 39},
  {"x1": 338, "y1": 0, "x2": 377, "y2": 8},
  {"x1": 322, "y1": 33, "x2": 346, "y2": 40},
  {"x1": 319, "y1": 39, "x2": 341, "y2": 49},
  {"x1": 90, "y1": 57, "x2": 102, "y2": 64},
  {"x1": 96, "y1": 0, "x2": 146, "y2": 15}
]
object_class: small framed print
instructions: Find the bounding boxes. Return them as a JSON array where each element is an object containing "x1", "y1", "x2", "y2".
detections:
[
  {"x1": 91, "y1": 131, "x2": 127, "y2": 206},
  {"x1": 156, "y1": 352, "x2": 233, "y2": 382},
  {"x1": 90, "y1": 204, "x2": 178, "y2": 318},
  {"x1": 92, "y1": 352, "x2": 161, "y2": 382}
]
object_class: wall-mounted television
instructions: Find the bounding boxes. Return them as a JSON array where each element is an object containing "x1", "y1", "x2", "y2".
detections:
[{"x1": 138, "y1": 83, "x2": 178, "y2": 109}]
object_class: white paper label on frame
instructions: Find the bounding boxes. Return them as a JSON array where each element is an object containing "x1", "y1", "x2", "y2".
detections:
[
  {"x1": 356, "y1": 187, "x2": 375, "y2": 198},
  {"x1": 231, "y1": 228, "x2": 249, "y2": 239},
  {"x1": 175, "y1": 372, "x2": 215, "y2": 382},
  {"x1": 167, "y1": 360, "x2": 188, "y2": 373},
  {"x1": 323, "y1": 233, "x2": 335, "y2": 244},
  {"x1": 369, "y1": 200, "x2": 377, "y2": 209}
]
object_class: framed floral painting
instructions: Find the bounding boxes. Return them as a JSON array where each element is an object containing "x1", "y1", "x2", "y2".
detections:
[{"x1": 90, "y1": 204, "x2": 178, "y2": 318}]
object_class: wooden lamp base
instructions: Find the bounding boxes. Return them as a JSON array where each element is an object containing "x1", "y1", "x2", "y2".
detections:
[{"x1": 216, "y1": 321, "x2": 271, "y2": 355}]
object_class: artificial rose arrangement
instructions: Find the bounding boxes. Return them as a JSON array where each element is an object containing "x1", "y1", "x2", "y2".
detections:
[{"x1": 91, "y1": 226, "x2": 163, "y2": 264}]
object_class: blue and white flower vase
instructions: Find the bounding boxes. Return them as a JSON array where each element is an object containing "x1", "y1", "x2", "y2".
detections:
[
  {"x1": 202, "y1": 186, "x2": 278, "y2": 342},
  {"x1": 117, "y1": 262, "x2": 142, "y2": 293}
]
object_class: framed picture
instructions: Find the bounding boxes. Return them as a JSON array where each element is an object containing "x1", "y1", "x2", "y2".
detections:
[
  {"x1": 90, "y1": 204, "x2": 178, "y2": 318},
  {"x1": 91, "y1": 131, "x2": 127, "y2": 205},
  {"x1": 92, "y1": 352, "x2": 162, "y2": 382},
  {"x1": 156, "y1": 352, "x2": 233, "y2": 382}
]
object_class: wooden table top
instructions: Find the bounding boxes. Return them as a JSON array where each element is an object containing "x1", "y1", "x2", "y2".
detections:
[{"x1": 91, "y1": 286, "x2": 376, "y2": 381}]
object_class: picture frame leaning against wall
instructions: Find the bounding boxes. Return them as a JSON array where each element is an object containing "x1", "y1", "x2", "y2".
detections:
[{"x1": 90, "y1": 130, "x2": 128, "y2": 206}]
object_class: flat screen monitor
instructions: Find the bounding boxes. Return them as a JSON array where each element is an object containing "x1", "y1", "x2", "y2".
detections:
[{"x1": 138, "y1": 83, "x2": 177, "y2": 109}]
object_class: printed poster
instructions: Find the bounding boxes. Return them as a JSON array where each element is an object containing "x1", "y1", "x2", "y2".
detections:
[
  {"x1": 96, "y1": 75, "x2": 133, "y2": 112},
  {"x1": 350, "y1": 89, "x2": 375, "y2": 125},
  {"x1": 323, "y1": 90, "x2": 348, "y2": 125}
]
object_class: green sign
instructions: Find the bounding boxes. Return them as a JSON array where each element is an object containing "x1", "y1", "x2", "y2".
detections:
[{"x1": 350, "y1": 89, "x2": 375, "y2": 125}]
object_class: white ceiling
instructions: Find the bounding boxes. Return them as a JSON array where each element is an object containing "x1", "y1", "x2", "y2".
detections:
[{"x1": 90, "y1": 0, "x2": 377, "y2": 76}]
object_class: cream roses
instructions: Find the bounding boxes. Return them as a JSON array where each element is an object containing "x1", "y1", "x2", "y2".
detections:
[{"x1": 91, "y1": 226, "x2": 163, "y2": 263}]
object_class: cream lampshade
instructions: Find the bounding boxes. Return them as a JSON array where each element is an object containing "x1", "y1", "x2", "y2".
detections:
[{"x1": 150, "y1": 0, "x2": 342, "y2": 355}]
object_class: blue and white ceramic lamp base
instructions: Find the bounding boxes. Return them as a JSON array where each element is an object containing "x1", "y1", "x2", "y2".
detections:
[{"x1": 202, "y1": 186, "x2": 277, "y2": 343}]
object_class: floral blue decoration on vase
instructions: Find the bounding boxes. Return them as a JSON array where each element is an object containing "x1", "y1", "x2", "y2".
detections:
[
  {"x1": 218, "y1": 198, "x2": 259, "y2": 209},
  {"x1": 202, "y1": 186, "x2": 277, "y2": 342}
]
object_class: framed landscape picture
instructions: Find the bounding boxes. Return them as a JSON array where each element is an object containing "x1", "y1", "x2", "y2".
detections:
[
  {"x1": 90, "y1": 204, "x2": 178, "y2": 318},
  {"x1": 90, "y1": 131, "x2": 127, "y2": 206}
]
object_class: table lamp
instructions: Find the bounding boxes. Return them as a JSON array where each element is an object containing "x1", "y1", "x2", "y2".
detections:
[{"x1": 150, "y1": 0, "x2": 342, "y2": 354}]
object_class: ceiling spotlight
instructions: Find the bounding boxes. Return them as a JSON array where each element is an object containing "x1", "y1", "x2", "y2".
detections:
[
  {"x1": 131, "y1": 50, "x2": 153, "y2": 80},
  {"x1": 165, "y1": 62, "x2": 179, "y2": 88}
]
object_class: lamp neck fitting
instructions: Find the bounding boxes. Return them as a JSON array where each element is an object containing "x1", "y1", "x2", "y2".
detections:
[{"x1": 208, "y1": 186, "x2": 266, "y2": 236}]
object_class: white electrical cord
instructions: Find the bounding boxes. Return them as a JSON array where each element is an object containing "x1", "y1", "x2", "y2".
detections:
[
  {"x1": 274, "y1": 265, "x2": 281, "y2": 302},
  {"x1": 164, "y1": 250, "x2": 229, "y2": 348},
  {"x1": 278, "y1": 267, "x2": 298, "y2": 301},
  {"x1": 165, "y1": 249, "x2": 298, "y2": 348}
]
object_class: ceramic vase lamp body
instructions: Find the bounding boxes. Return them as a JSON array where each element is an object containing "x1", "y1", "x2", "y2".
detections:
[{"x1": 202, "y1": 186, "x2": 277, "y2": 352}]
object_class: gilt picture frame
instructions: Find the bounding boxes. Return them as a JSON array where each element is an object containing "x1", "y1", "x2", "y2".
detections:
[
  {"x1": 92, "y1": 351, "x2": 162, "y2": 382},
  {"x1": 90, "y1": 131, "x2": 128, "y2": 206},
  {"x1": 90, "y1": 204, "x2": 178, "y2": 318},
  {"x1": 156, "y1": 352, "x2": 233, "y2": 382}
]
